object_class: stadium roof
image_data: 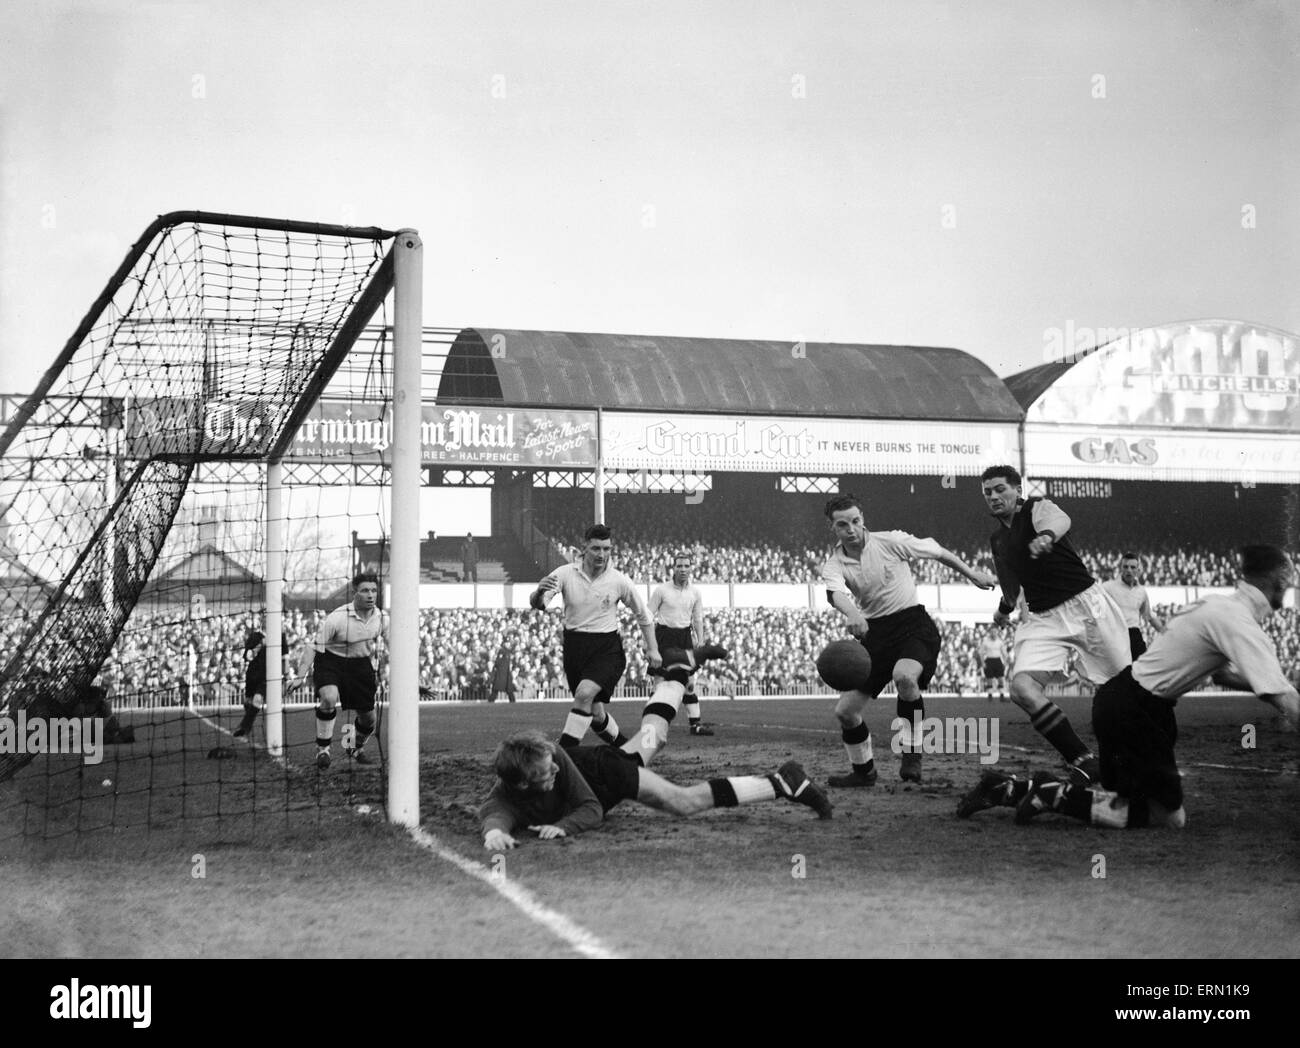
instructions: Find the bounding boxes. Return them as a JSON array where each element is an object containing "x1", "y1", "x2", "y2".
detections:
[
  {"x1": 436, "y1": 328, "x2": 1023, "y2": 422},
  {"x1": 1001, "y1": 360, "x2": 1075, "y2": 409}
]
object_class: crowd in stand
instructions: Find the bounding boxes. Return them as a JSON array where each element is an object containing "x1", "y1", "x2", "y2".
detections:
[
  {"x1": 94, "y1": 603, "x2": 1299, "y2": 706},
  {"x1": 540, "y1": 493, "x2": 1246, "y2": 586}
]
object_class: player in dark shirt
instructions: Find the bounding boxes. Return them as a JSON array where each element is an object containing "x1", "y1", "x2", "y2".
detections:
[
  {"x1": 976, "y1": 465, "x2": 1129, "y2": 785},
  {"x1": 480, "y1": 729, "x2": 831, "y2": 849}
]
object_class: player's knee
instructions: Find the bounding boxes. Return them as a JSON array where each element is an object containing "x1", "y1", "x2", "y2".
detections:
[
  {"x1": 891, "y1": 669, "x2": 920, "y2": 692},
  {"x1": 661, "y1": 785, "x2": 696, "y2": 817},
  {"x1": 315, "y1": 704, "x2": 337, "y2": 720}
]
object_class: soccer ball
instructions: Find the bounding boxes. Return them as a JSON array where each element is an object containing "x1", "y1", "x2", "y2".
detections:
[{"x1": 816, "y1": 639, "x2": 873, "y2": 692}]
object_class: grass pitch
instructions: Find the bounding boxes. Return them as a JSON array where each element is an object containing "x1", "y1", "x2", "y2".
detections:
[{"x1": 2, "y1": 693, "x2": 1296, "y2": 958}]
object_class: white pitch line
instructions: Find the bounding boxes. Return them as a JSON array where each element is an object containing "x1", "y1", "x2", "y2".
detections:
[
  {"x1": 407, "y1": 827, "x2": 623, "y2": 960},
  {"x1": 184, "y1": 709, "x2": 621, "y2": 958}
]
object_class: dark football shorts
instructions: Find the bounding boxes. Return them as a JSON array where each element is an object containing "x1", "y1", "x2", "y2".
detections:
[
  {"x1": 567, "y1": 745, "x2": 642, "y2": 812},
  {"x1": 1127, "y1": 627, "x2": 1148, "y2": 660},
  {"x1": 858, "y1": 605, "x2": 941, "y2": 698},
  {"x1": 314, "y1": 650, "x2": 378, "y2": 712},
  {"x1": 983, "y1": 657, "x2": 1005, "y2": 679},
  {"x1": 1092, "y1": 667, "x2": 1182, "y2": 813},
  {"x1": 655, "y1": 624, "x2": 693, "y2": 652},
  {"x1": 562, "y1": 630, "x2": 627, "y2": 703}
]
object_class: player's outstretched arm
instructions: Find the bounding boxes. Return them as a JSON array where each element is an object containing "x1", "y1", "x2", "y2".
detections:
[
  {"x1": 484, "y1": 827, "x2": 518, "y2": 851},
  {"x1": 934, "y1": 547, "x2": 997, "y2": 589}
]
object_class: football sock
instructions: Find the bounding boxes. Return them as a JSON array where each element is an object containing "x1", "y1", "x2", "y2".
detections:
[
  {"x1": 707, "y1": 776, "x2": 778, "y2": 807},
  {"x1": 559, "y1": 709, "x2": 592, "y2": 749},
  {"x1": 1029, "y1": 702, "x2": 1090, "y2": 762},
  {"x1": 621, "y1": 686, "x2": 683, "y2": 766},
  {"x1": 841, "y1": 721, "x2": 875, "y2": 776},
  {"x1": 315, "y1": 706, "x2": 337, "y2": 749},
  {"x1": 592, "y1": 711, "x2": 628, "y2": 748},
  {"x1": 896, "y1": 696, "x2": 924, "y2": 752},
  {"x1": 235, "y1": 702, "x2": 259, "y2": 734},
  {"x1": 684, "y1": 694, "x2": 701, "y2": 725}
]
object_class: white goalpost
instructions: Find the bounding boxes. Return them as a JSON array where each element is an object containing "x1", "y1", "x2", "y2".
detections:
[{"x1": 386, "y1": 229, "x2": 424, "y2": 827}]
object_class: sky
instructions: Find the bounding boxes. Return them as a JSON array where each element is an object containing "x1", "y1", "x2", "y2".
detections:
[{"x1": 1, "y1": 0, "x2": 1297, "y2": 400}]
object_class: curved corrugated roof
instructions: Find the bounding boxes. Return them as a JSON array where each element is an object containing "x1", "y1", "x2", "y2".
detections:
[
  {"x1": 436, "y1": 328, "x2": 1022, "y2": 422},
  {"x1": 1002, "y1": 360, "x2": 1075, "y2": 410}
]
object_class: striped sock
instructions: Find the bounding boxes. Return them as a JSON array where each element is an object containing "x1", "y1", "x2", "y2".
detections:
[
  {"x1": 841, "y1": 721, "x2": 874, "y2": 775},
  {"x1": 1029, "y1": 702, "x2": 1089, "y2": 762},
  {"x1": 684, "y1": 695, "x2": 701, "y2": 725},
  {"x1": 560, "y1": 709, "x2": 592, "y2": 749},
  {"x1": 707, "y1": 776, "x2": 778, "y2": 807},
  {"x1": 592, "y1": 711, "x2": 628, "y2": 747}
]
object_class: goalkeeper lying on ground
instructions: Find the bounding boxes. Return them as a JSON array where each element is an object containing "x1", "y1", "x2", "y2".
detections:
[{"x1": 479, "y1": 645, "x2": 832, "y2": 850}]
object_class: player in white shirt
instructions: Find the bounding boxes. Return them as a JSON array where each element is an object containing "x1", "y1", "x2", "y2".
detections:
[
  {"x1": 1100, "y1": 552, "x2": 1165, "y2": 659},
  {"x1": 819, "y1": 493, "x2": 997, "y2": 787},
  {"x1": 649, "y1": 552, "x2": 713, "y2": 736},
  {"x1": 301, "y1": 572, "x2": 387, "y2": 769},
  {"x1": 530, "y1": 524, "x2": 662, "y2": 750},
  {"x1": 978, "y1": 628, "x2": 1009, "y2": 702},
  {"x1": 962, "y1": 545, "x2": 1298, "y2": 829}
]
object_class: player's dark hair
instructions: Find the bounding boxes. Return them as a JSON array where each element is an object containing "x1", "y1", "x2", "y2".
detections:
[
  {"x1": 980, "y1": 465, "x2": 1021, "y2": 487},
  {"x1": 352, "y1": 571, "x2": 380, "y2": 589},
  {"x1": 583, "y1": 523, "x2": 612, "y2": 542},
  {"x1": 824, "y1": 493, "x2": 862, "y2": 520},
  {"x1": 1240, "y1": 545, "x2": 1290, "y2": 579},
  {"x1": 494, "y1": 730, "x2": 555, "y2": 788},
  {"x1": 1121, "y1": 552, "x2": 1137, "y2": 562}
]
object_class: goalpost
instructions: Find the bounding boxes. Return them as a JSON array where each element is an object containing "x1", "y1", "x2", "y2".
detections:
[{"x1": 0, "y1": 210, "x2": 421, "y2": 835}]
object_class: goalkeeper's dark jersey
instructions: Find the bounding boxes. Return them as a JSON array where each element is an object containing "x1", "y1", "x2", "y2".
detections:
[
  {"x1": 479, "y1": 745, "x2": 604, "y2": 838},
  {"x1": 990, "y1": 496, "x2": 1095, "y2": 614}
]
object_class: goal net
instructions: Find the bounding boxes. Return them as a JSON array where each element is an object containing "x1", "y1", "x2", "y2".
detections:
[{"x1": 0, "y1": 212, "x2": 398, "y2": 837}]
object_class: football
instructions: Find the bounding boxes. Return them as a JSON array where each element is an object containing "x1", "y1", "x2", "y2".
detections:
[{"x1": 816, "y1": 639, "x2": 873, "y2": 692}]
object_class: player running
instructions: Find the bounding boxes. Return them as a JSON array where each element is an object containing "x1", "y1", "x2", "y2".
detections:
[
  {"x1": 819, "y1": 493, "x2": 997, "y2": 787},
  {"x1": 1101, "y1": 552, "x2": 1165, "y2": 659},
  {"x1": 959, "y1": 545, "x2": 1298, "y2": 828},
  {"x1": 303, "y1": 572, "x2": 387, "y2": 768},
  {"x1": 978, "y1": 466, "x2": 1130, "y2": 784},
  {"x1": 649, "y1": 551, "x2": 713, "y2": 735},
  {"x1": 480, "y1": 727, "x2": 831, "y2": 850},
  {"x1": 530, "y1": 524, "x2": 661, "y2": 749}
]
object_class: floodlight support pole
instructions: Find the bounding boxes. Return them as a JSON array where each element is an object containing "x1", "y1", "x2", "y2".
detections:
[
  {"x1": 388, "y1": 229, "x2": 423, "y2": 828},
  {"x1": 594, "y1": 407, "x2": 605, "y2": 524},
  {"x1": 264, "y1": 458, "x2": 285, "y2": 758}
]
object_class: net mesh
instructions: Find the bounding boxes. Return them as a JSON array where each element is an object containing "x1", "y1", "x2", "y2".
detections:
[{"x1": 0, "y1": 214, "x2": 394, "y2": 802}]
